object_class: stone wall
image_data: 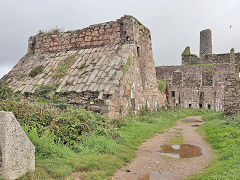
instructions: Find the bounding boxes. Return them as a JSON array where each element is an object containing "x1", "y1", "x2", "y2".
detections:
[
  {"x1": 28, "y1": 15, "x2": 134, "y2": 54},
  {"x1": 0, "y1": 111, "x2": 35, "y2": 180},
  {"x1": 107, "y1": 18, "x2": 164, "y2": 118},
  {"x1": 224, "y1": 64, "x2": 240, "y2": 115},
  {"x1": 1, "y1": 15, "x2": 164, "y2": 119},
  {"x1": 156, "y1": 64, "x2": 231, "y2": 111},
  {"x1": 182, "y1": 50, "x2": 240, "y2": 66}
]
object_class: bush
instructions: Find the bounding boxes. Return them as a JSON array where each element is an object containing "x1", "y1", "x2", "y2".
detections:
[
  {"x1": 30, "y1": 65, "x2": 44, "y2": 77},
  {"x1": 0, "y1": 84, "x2": 15, "y2": 100},
  {"x1": 0, "y1": 99, "x2": 117, "y2": 146},
  {"x1": 157, "y1": 80, "x2": 166, "y2": 93}
]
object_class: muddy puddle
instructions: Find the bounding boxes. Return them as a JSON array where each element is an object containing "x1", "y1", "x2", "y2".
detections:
[
  {"x1": 138, "y1": 170, "x2": 161, "y2": 180},
  {"x1": 158, "y1": 144, "x2": 202, "y2": 158}
]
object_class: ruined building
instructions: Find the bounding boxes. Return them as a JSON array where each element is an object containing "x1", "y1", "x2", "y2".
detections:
[
  {"x1": 156, "y1": 29, "x2": 240, "y2": 115},
  {"x1": 0, "y1": 15, "x2": 164, "y2": 118}
]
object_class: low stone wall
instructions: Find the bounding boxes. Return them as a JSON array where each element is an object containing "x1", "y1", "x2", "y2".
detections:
[
  {"x1": 0, "y1": 111, "x2": 35, "y2": 180},
  {"x1": 182, "y1": 53, "x2": 240, "y2": 66},
  {"x1": 28, "y1": 15, "x2": 134, "y2": 54}
]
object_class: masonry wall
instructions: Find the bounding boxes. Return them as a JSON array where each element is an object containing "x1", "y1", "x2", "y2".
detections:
[
  {"x1": 224, "y1": 64, "x2": 240, "y2": 115},
  {"x1": 28, "y1": 15, "x2": 134, "y2": 54},
  {"x1": 182, "y1": 53, "x2": 240, "y2": 66},
  {"x1": 107, "y1": 18, "x2": 164, "y2": 118},
  {"x1": 156, "y1": 64, "x2": 231, "y2": 111}
]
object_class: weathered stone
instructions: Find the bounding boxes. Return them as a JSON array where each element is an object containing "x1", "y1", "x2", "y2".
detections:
[
  {"x1": 0, "y1": 111, "x2": 35, "y2": 180},
  {"x1": 156, "y1": 29, "x2": 240, "y2": 114},
  {"x1": 0, "y1": 15, "x2": 164, "y2": 118}
]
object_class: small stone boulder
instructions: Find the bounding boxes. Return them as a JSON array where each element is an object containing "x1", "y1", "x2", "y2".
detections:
[{"x1": 0, "y1": 111, "x2": 35, "y2": 180}]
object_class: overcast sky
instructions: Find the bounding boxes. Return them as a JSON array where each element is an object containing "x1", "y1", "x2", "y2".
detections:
[{"x1": 0, "y1": 0, "x2": 240, "y2": 78}]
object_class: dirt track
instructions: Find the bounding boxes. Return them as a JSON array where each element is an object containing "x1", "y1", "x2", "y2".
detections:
[{"x1": 112, "y1": 116, "x2": 214, "y2": 180}]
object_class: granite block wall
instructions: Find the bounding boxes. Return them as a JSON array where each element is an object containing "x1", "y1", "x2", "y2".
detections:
[{"x1": 28, "y1": 15, "x2": 134, "y2": 54}]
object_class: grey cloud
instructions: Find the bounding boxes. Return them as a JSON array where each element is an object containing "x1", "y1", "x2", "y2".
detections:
[{"x1": 0, "y1": 0, "x2": 240, "y2": 78}]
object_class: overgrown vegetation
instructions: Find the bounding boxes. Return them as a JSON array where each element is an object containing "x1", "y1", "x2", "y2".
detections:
[
  {"x1": 2, "y1": 84, "x2": 240, "y2": 179},
  {"x1": 37, "y1": 26, "x2": 64, "y2": 36},
  {"x1": 181, "y1": 46, "x2": 191, "y2": 56},
  {"x1": 0, "y1": 83, "x2": 15, "y2": 100},
  {"x1": 123, "y1": 53, "x2": 132, "y2": 73},
  {"x1": 30, "y1": 65, "x2": 44, "y2": 77},
  {"x1": 55, "y1": 52, "x2": 78, "y2": 77},
  {"x1": 157, "y1": 80, "x2": 166, "y2": 93},
  {"x1": 189, "y1": 112, "x2": 240, "y2": 179},
  {"x1": 0, "y1": 86, "x2": 207, "y2": 179}
]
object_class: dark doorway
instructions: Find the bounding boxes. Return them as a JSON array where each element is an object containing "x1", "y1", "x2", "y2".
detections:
[
  {"x1": 189, "y1": 104, "x2": 192, "y2": 108},
  {"x1": 137, "y1": 46, "x2": 140, "y2": 57},
  {"x1": 199, "y1": 104, "x2": 203, "y2": 109},
  {"x1": 171, "y1": 91, "x2": 175, "y2": 97},
  {"x1": 131, "y1": 98, "x2": 135, "y2": 111},
  {"x1": 208, "y1": 104, "x2": 211, "y2": 109}
]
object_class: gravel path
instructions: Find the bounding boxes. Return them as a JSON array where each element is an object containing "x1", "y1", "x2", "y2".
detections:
[{"x1": 112, "y1": 116, "x2": 214, "y2": 180}]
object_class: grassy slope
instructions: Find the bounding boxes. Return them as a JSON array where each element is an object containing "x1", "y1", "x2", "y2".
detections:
[
  {"x1": 189, "y1": 112, "x2": 240, "y2": 180},
  {"x1": 18, "y1": 109, "x2": 206, "y2": 180}
]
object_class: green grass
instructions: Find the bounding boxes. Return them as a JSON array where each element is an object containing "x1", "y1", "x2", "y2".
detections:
[
  {"x1": 123, "y1": 53, "x2": 132, "y2": 74},
  {"x1": 29, "y1": 65, "x2": 44, "y2": 77},
  {"x1": 16, "y1": 109, "x2": 206, "y2": 179},
  {"x1": 188, "y1": 112, "x2": 240, "y2": 180}
]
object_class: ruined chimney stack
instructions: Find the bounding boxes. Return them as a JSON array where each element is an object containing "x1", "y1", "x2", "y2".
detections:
[{"x1": 200, "y1": 29, "x2": 212, "y2": 57}]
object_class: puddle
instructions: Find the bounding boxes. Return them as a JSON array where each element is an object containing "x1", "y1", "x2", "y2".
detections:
[
  {"x1": 158, "y1": 144, "x2": 202, "y2": 158},
  {"x1": 138, "y1": 170, "x2": 161, "y2": 180}
]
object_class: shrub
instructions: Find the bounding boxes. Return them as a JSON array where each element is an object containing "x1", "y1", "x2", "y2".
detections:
[
  {"x1": 30, "y1": 65, "x2": 44, "y2": 77},
  {"x1": 0, "y1": 99, "x2": 117, "y2": 146},
  {"x1": 157, "y1": 80, "x2": 166, "y2": 93},
  {"x1": 0, "y1": 84, "x2": 15, "y2": 100}
]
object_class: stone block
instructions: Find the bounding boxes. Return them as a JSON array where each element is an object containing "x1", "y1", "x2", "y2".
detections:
[{"x1": 0, "y1": 111, "x2": 35, "y2": 180}]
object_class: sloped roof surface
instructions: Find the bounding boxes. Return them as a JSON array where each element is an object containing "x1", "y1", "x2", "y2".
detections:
[{"x1": 2, "y1": 44, "x2": 132, "y2": 95}]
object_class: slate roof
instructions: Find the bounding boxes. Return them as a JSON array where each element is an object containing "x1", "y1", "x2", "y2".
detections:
[{"x1": 2, "y1": 44, "x2": 132, "y2": 95}]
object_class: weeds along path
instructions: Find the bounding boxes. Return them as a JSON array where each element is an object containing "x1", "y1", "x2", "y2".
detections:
[{"x1": 112, "y1": 116, "x2": 214, "y2": 180}]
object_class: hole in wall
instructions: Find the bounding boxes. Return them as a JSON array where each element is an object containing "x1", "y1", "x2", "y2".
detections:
[
  {"x1": 131, "y1": 98, "x2": 135, "y2": 111},
  {"x1": 171, "y1": 91, "x2": 175, "y2": 97},
  {"x1": 208, "y1": 104, "x2": 211, "y2": 109},
  {"x1": 189, "y1": 104, "x2": 192, "y2": 108},
  {"x1": 199, "y1": 104, "x2": 203, "y2": 109},
  {"x1": 137, "y1": 46, "x2": 140, "y2": 57}
]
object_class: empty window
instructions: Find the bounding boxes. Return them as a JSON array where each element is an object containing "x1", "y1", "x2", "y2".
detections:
[
  {"x1": 208, "y1": 104, "x2": 211, "y2": 109},
  {"x1": 131, "y1": 98, "x2": 135, "y2": 111},
  {"x1": 137, "y1": 46, "x2": 140, "y2": 57},
  {"x1": 171, "y1": 91, "x2": 175, "y2": 97},
  {"x1": 189, "y1": 104, "x2": 192, "y2": 108},
  {"x1": 202, "y1": 70, "x2": 213, "y2": 86},
  {"x1": 199, "y1": 104, "x2": 203, "y2": 109}
]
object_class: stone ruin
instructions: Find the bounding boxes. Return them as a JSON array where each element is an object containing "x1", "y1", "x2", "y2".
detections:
[
  {"x1": 0, "y1": 111, "x2": 35, "y2": 180},
  {"x1": 156, "y1": 29, "x2": 240, "y2": 115},
  {"x1": 0, "y1": 15, "x2": 164, "y2": 119}
]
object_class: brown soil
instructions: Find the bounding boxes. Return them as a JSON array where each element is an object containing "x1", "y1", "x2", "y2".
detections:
[{"x1": 112, "y1": 116, "x2": 214, "y2": 180}]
